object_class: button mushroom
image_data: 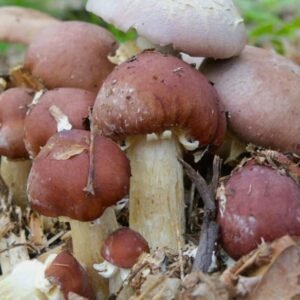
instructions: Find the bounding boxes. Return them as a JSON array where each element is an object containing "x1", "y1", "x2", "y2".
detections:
[
  {"x1": 92, "y1": 51, "x2": 226, "y2": 250},
  {"x1": 24, "y1": 87, "x2": 96, "y2": 158},
  {"x1": 217, "y1": 160, "x2": 300, "y2": 259},
  {"x1": 94, "y1": 227, "x2": 149, "y2": 298},
  {"x1": 27, "y1": 129, "x2": 130, "y2": 299},
  {"x1": 201, "y1": 45, "x2": 300, "y2": 155},
  {"x1": 24, "y1": 21, "x2": 117, "y2": 92}
]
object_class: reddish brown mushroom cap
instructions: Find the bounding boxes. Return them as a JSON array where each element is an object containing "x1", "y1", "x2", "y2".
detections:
[
  {"x1": 217, "y1": 162, "x2": 300, "y2": 259},
  {"x1": 24, "y1": 21, "x2": 117, "y2": 92},
  {"x1": 92, "y1": 51, "x2": 226, "y2": 149},
  {"x1": 101, "y1": 228, "x2": 150, "y2": 269},
  {"x1": 45, "y1": 251, "x2": 95, "y2": 300},
  {"x1": 24, "y1": 88, "x2": 96, "y2": 158},
  {"x1": 27, "y1": 129, "x2": 130, "y2": 221},
  {"x1": 0, "y1": 87, "x2": 34, "y2": 159}
]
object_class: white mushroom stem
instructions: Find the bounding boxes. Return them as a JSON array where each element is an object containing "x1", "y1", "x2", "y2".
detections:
[
  {"x1": 69, "y1": 207, "x2": 119, "y2": 300},
  {"x1": 94, "y1": 260, "x2": 132, "y2": 299},
  {"x1": 0, "y1": 157, "x2": 31, "y2": 208},
  {"x1": 0, "y1": 6, "x2": 59, "y2": 45},
  {"x1": 127, "y1": 131, "x2": 185, "y2": 250}
]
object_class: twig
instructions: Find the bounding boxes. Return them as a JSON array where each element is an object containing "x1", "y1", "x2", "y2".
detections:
[
  {"x1": 178, "y1": 156, "x2": 221, "y2": 273},
  {"x1": 83, "y1": 108, "x2": 95, "y2": 195}
]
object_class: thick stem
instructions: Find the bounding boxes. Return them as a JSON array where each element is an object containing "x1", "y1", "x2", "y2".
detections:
[
  {"x1": 0, "y1": 157, "x2": 31, "y2": 208},
  {"x1": 70, "y1": 207, "x2": 119, "y2": 300},
  {"x1": 127, "y1": 134, "x2": 185, "y2": 250}
]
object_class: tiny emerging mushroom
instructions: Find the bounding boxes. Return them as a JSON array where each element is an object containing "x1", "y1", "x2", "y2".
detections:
[
  {"x1": 94, "y1": 227, "x2": 149, "y2": 298},
  {"x1": 0, "y1": 250, "x2": 95, "y2": 300}
]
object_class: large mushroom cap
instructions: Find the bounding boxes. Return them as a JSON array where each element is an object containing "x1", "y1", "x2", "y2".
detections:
[
  {"x1": 93, "y1": 51, "x2": 226, "y2": 149},
  {"x1": 24, "y1": 21, "x2": 117, "y2": 92},
  {"x1": 217, "y1": 161, "x2": 300, "y2": 259},
  {"x1": 101, "y1": 228, "x2": 149, "y2": 269},
  {"x1": 27, "y1": 129, "x2": 130, "y2": 221},
  {"x1": 86, "y1": 0, "x2": 246, "y2": 58},
  {"x1": 201, "y1": 45, "x2": 300, "y2": 155},
  {"x1": 0, "y1": 87, "x2": 34, "y2": 159},
  {"x1": 24, "y1": 88, "x2": 96, "y2": 158}
]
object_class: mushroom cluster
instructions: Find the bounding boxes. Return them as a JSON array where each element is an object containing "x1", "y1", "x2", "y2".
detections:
[{"x1": 1, "y1": 1, "x2": 300, "y2": 300}]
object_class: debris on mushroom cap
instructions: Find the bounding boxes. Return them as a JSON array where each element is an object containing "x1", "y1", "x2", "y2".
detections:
[
  {"x1": 217, "y1": 159, "x2": 300, "y2": 259},
  {"x1": 0, "y1": 87, "x2": 34, "y2": 159},
  {"x1": 24, "y1": 21, "x2": 118, "y2": 92},
  {"x1": 201, "y1": 45, "x2": 300, "y2": 155},
  {"x1": 27, "y1": 129, "x2": 130, "y2": 221},
  {"x1": 92, "y1": 51, "x2": 226, "y2": 150},
  {"x1": 0, "y1": 6, "x2": 59, "y2": 45},
  {"x1": 44, "y1": 251, "x2": 95, "y2": 300},
  {"x1": 101, "y1": 227, "x2": 150, "y2": 269},
  {"x1": 24, "y1": 87, "x2": 96, "y2": 158},
  {"x1": 86, "y1": 0, "x2": 246, "y2": 58}
]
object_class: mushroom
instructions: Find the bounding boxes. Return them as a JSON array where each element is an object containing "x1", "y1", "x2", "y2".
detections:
[
  {"x1": 0, "y1": 6, "x2": 59, "y2": 45},
  {"x1": 0, "y1": 87, "x2": 34, "y2": 207},
  {"x1": 24, "y1": 21, "x2": 117, "y2": 92},
  {"x1": 94, "y1": 227, "x2": 149, "y2": 298},
  {"x1": 86, "y1": 0, "x2": 246, "y2": 59},
  {"x1": 38, "y1": 251, "x2": 95, "y2": 300},
  {"x1": 24, "y1": 87, "x2": 96, "y2": 158},
  {"x1": 201, "y1": 45, "x2": 300, "y2": 155},
  {"x1": 92, "y1": 51, "x2": 226, "y2": 250},
  {"x1": 217, "y1": 160, "x2": 300, "y2": 259},
  {"x1": 0, "y1": 251, "x2": 95, "y2": 299},
  {"x1": 27, "y1": 129, "x2": 130, "y2": 299}
]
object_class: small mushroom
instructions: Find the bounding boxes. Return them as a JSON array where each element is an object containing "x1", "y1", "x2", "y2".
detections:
[
  {"x1": 201, "y1": 45, "x2": 300, "y2": 155},
  {"x1": 24, "y1": 21, "x2": 117, "y2": 92},
  {"x1": 24, "y1": 87, "x2": 96, "y2": 158},
  {"x1": 0, "y1": 251, "x2": 95, "y2": 299},
  {"x1": 92, "y1": 51, "x2": 226, "y2": 250},
  {"x1": 39, "y1": 251, "x2": 95, "y2": 300},
  {"x1": 27, "y1": 129, "x2": 130, "y2": 299},
  {"x1": 94, "y1": 228, "x2": 149, "y2": 298},
  {"x1": 217, "y1": 160, "x2": 300, "y2": 259},
  {"x1": 86, "y1": 0, "x2": 246, "y2": 59},
  {"x1": 0, "y1": 87, "x2": 34, "y2": 207}
]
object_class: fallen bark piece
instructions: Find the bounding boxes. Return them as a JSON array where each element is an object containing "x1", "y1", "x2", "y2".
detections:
[{"x1": 248, "y1": 245, "x2": 300, "y2": 299}]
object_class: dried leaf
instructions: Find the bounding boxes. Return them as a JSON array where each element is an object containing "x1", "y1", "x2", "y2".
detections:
[
  {"x1": 52, "y1": 144, "x2": 87, "y2": 160},
  {"x1": 49, "y1": 105, "x2": 72, "y2": 132},
  {"x1": 176, "y1": 272, "x2": 229, "y2": 300},
  {"x1": 131, "y1": 275, "x2": 181, "y2": 300},
  {"x1": 248, "y1": 245, "x2": 300, "y2": 300},
  {"x1": 28, "y1": 213, "x2": 47, "y2": 248},
  {"x1": 9, "y1": 65, "x2": 45, "y2": 90}
]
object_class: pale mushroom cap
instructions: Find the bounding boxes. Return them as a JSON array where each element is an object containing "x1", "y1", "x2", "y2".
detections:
[
  {"x1": 86, "y1": 0, "x2": 246, "y2": 58},
  {"x1": 201, "y1": 45, "x2": 300, "y2": 154},
  {"x1": 0, "y1": 6, "x2": 59, "y2": 45}
]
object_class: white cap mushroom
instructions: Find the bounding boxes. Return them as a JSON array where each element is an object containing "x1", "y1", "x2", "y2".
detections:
[{"x1": 86, "y1": 0, "x2": 247, "y2": 59}]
